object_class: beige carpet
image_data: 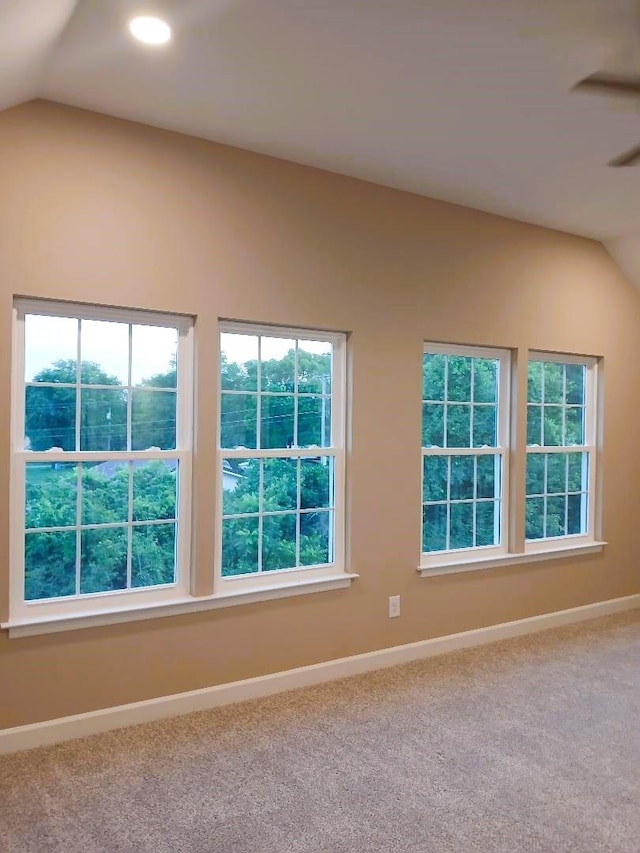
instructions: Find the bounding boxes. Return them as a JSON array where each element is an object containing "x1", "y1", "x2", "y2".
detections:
[{"x1": 1, "y1": 611, "x2": 639, "y2": 853}]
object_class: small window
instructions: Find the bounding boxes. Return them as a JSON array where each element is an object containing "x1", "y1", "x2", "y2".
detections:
[
  {"x1": 217, "y1": 323, "x2": 346, "y2": 588},
  {"x1": 526, "y1": 354, "x2": 597, "y2": 545},
  {"x1": 421, "y1": 344, "x2": 510, "y2": 560},
  {"x1": 11, "y1": 300, "x2": 194, "y2": 619}
]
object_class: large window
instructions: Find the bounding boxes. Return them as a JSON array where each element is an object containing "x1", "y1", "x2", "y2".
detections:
[
  {"x1": 217, "y1": 323, "x2": 345, "y2": 587},
  {"x1": 422, "y1": 344, "x2": 510, "y2": 560},
  {"x1": 11, "y1": 300, "x2": 193, "y2": 619},
  {"x1": 526, "y1": 354, "x2": 597, "y2": 545}
]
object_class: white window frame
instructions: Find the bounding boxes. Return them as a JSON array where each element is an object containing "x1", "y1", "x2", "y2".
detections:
[
  {"x1": 525, "y1": 351, "x2": 599, "y2": 554},
  {"x1": 421, "y1": 342, "x2": 511, "y2": 569},
  {"x1": 9, "y1": 299, "x2": 195, "y2": 623},
  {"x1": 215, "y1": 321, "x2": 347, "y2": 592}
]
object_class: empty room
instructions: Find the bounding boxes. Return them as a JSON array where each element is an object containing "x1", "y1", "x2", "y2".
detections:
[{"x1": 1, "y1": 1, "x2": 639, "y2": 851}]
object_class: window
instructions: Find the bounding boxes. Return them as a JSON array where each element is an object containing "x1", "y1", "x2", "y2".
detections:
[
  {"x1": 10, "y1": 300, "x2": 193, "y2": 619},
  {"x1": 217, "y1": 323, "x2": 345, "y2": 588},
  {"x1": 421, "y1": 344, "x2": 510, "y2": 561},
  {"x1": 526, "y1": 354, "x2": 597, "y2": 546}
]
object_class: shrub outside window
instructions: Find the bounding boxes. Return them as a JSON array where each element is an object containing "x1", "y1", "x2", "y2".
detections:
[
  {"x1": 421, "y1": 344, "x2": 510, "y2": 562},
  {"x1": 526, "y1": 354, "x2": 598, "y2": 547},
  {"x1": 10, "y1": 300, "x2": 193, "y2": 621},
  {"x1": 217, "y1": 323, "x2": 346, "y2": 590}
]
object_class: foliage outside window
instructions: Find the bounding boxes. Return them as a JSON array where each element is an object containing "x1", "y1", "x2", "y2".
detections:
[
  {"x1": 526, "y1": 355, "x2": 597, "y2": 544},
  {"x1": 11, "y1": 300, "x2": 193, "y2": 620},
  {"x1": 217, "y1": 324, "x2": 345, "y2": 587},
  {"x1": 422, "y1": 345, "x2": 509, "y2": 559}
]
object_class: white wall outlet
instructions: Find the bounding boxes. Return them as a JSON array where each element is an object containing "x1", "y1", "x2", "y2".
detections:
[{"x1": 388, "y1": 595, "x2": 401, "y2": 618}]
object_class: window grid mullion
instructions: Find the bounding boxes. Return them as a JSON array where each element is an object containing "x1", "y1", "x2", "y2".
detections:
[
  {"x1": 293, "y1": 341, "x2": 299, "y2": 447},
  {"x1": 75, "y1": 318, "x2": 81, "y2": 452},
  {"x1": 257, "y1": 337, "x2": 262, "y2": 450},
  {"x1": 126, "y1": 461, "x2": 134, "y2": 589},
  {"x1": 296, "y1": 458, "x2": 301, "y2": 567},
  {"x1": 75, "y1": 461, "x2": 83, "y2": 596},
  {"x1": 126, "y1": 324, "x2": 133, "y2": 452}
]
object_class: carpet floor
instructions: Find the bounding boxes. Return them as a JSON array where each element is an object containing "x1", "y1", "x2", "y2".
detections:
[{"x1": 1, "y1": 611, "x2": 639, "y2": 852}]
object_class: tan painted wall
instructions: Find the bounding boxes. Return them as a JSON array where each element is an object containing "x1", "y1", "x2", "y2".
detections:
[{"x1": 1, "y1": 100, "x2": 639, "y2": 729}]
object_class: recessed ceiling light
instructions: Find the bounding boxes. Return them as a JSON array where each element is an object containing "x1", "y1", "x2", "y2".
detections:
[{"x1": 129, "y1": 15, "x2": 172, "y2": 46}]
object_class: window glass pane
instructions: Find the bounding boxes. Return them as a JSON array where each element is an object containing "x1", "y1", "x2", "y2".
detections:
[
  {"x1": 526, "y1": 404, "x2": 541, "y2": 446},
  {"x1": 542, "y1": 406, "x2": 563, "y2": 446},
  {"x1": 422, "y1": 403, "x2": 444, "y2": 447},
  {"x1": 263, "y1": 458, "x2": 297, "y2": 512},
  {"x1": 131, "y1": 325, "x2": 177, "y2": 387},
  {"x1": 82, "y1": 461, "x2": 129, "y2": 525},
  {"x1": 131, "y1": 390, "x2": 176, "y2": 451},
  {"x1": 423, "y1": 354, "x2": 446, "y2": 401},
  {"x1": 565, "y1": 407, "x2": 584, "y2": 446},
  {"x1": 450, "y1": 456, "x2": 474, "y2": 501},
  {"x1": 449, "y1": 502, "x2": 473, "y2": 550},
  {"x1": 132, "y1": 460, "x2": 177, "y2": 522},
  {"x1": 221, "y1": 333, "x2": 258, "y2": 392},
  {"x1": 222, "y1": 459, "x2": 259, "y2": 516},
  {"x1": 80, "y1": 388, "x2": 127, "y2": 452},
  {"x1": 473, "y1": 359, "x2": 497, "y2": 404},
  {"x1": 301, "y1": 458, "x2": 333, "y2": 510},
  {"x1": 543, "y1": 362, "x2": 563, "y2": 404},
  {"x1": 220, "y1": 393, "x2": 257, "y2": 450},
  {"x1": 475, "y1": 501, "x2": 499, "y2": 547},
  {"x1": 473, "y1": 405, "x2": 496, "y2": 447},
  {"x1": 565, "y1": 364, "x2": 585, "y2": 405},
  {"x1": 476, "y1": 455, "x2": 499, "y2": 499},
  {"x1": 25, "y1": 530, "x2": 76, "y2": 600},
  {"x1": 527, "y1": 361, "x2": 542, "y2": 404},
  {"x1": 423, "y1": 456, "x2": 447, "y2": 502},
  {"x1": 567, "y1": 493, "x2": 586, "y2": 535},
  {"x1": 525, "y1": 453, "x2": 545, "y2": 496},
  {"x1": 446, "y1": 404, "x2": 470, "y2": 448},
  {"x1": 131, "y1": 523, "x2": 176, "y2": 587},
  {"x1": 525, "y1": 497, "x2": 545, "y2": 540},
  {"x1": 25, "y1": 385, "x2": 76, "y2": 451},
  {"x1": 546, "y1": 496, "x2": 567, "y2": 538},
  {"x1": 567, "y1": 453, "x2": 587, "y2": 492},
  {"x1": 260, "y1": 337, "x2": 295, "y2": 392},
  {"x1": 81, "y1": 320, "x2": 128, "y2": 386},
  {"x1": 546, "y1": 454, "x2": 566, "y2": 494},
  {"x1": 80, "y1": 527, "x2": 128, "y2": 594},
  {"x1": 422, "y1": 503, "x2": 447, "y2": 552},
  {"x1": 25, "y1": 314, "x2": 78, "y2": 383},
  {"x1": 298, "y1": 341, "x2": 332, "y2": 394},
  {"x1": 261, "y1": 394, "x2": 294, "y2": 449},
  {"x1": 26, "y1": 463, "x2": 77, "y2": 529},
  {"x1": 297, "y1": 396, "x2": 331, "y2": 447},
  {"x1": 299, "y1": 511, "x2": 331, "y2": 566},
  {"x1": 221, "y1": 517, "x2": 259, "y2": 576},
  {"x1": 447, "y1": 356, "x2": 472, "y2": 402},
  {"x1": 262, "y1": 514, "x2": 296, "y2": 571}
]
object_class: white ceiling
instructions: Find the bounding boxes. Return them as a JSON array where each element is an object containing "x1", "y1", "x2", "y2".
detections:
[{"x1": 2, "y1": 0, "x2": 640, "y2": 272}]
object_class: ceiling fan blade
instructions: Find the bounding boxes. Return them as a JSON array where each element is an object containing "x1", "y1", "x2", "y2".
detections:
[
  {"x1": 609, "y1": 144, "x2": 640, "y2": 167},
  {"x1": 574, "y1": 73, "x2": 640, "y2": 96}
]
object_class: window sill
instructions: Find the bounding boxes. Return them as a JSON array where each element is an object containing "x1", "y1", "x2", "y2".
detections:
[
  {"x1": 418, "y1": 541, "x2": 607, "y2": 578},
  {"x1": 1, "y1": 573, "x2": 359, "y2": 638}
]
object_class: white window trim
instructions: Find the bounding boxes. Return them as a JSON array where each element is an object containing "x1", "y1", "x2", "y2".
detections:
[
  {"x1": 524, "y1": 351, "x2": 599, "y2": 552},
  {"x1": 215, "y1": 322, "x2": 348, "y2": 592},
  {"x1": 421, "y1": 342, "x2": 511, "y2": 568},
  {"x1": 9, "y1": 299, "x2": 195, "y2": 625},
  {"x1": 418, "y1": 539, "x2": 606, "y2": 578}
]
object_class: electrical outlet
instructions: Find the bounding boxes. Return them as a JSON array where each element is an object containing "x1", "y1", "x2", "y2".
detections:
[{"x1": 388, "y1": 595, "x2": 401, "y2": 618}]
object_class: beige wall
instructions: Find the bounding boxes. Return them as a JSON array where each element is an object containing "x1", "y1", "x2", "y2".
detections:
[{"x1": 1, "y1": 100, "x2": 639, "y2": 729}]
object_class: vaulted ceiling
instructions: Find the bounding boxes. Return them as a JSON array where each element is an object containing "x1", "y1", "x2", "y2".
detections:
[{"x1": 2, "y1": 0, "x2": 639, "y2": 283}]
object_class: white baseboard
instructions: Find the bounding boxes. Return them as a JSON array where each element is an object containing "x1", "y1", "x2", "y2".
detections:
[{"x1": 1, "y1": 593, "x2": 638, "y2": 756}]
